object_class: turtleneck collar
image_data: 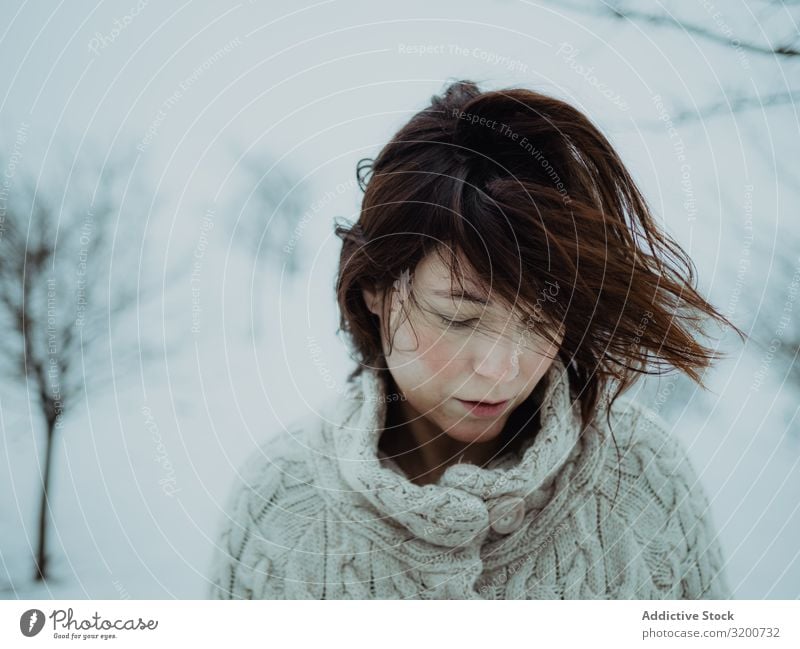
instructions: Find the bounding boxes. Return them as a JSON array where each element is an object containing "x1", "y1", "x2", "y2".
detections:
[{"x1": 313, "y1": 354, "x2": 584, "y2": 549}]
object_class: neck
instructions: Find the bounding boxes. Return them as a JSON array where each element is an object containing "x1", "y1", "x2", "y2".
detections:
[{"x1": 380, "y1": 402, "x2": 500, "y2": 486}]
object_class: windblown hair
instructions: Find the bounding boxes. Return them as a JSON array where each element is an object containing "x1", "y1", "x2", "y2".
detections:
[{"x1": 334, "y1": 79, "x2": 745, "y2": 434}]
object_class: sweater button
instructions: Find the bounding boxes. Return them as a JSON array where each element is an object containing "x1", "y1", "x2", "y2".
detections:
[{"x1": 487, "y1": 495, "x2": 526, "y2": 534}]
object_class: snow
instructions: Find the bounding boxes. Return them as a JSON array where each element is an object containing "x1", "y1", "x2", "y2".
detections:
[{"x1": 1, "y1": 0, "x2": 798, "y2": 599}]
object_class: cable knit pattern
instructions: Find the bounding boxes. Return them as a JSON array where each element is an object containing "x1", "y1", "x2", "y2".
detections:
[{"x1": 207, "y1": 356, "x2": 732, "y2": 599}]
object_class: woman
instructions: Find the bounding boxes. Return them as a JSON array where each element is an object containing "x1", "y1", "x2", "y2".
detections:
[{"x1": 207, "y1": 79, "x2": 745, "y2": 599}]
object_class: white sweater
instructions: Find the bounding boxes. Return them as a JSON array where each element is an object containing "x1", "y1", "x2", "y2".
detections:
[{"x1": 206, "y1": 356, "x2": 732, "y2": 599}]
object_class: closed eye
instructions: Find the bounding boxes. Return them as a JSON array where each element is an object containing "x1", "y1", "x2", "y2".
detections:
[{"x1": 440, "y1": 316, "x2": 480, "y2": 329}]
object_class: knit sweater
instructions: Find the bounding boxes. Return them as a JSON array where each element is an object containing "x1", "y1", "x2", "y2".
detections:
[{"x1": 206, "y1": 356, "x2": 732, "y2": 599}]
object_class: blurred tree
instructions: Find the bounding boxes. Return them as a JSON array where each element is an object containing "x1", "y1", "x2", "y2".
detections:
[
  {"x1": 0, "y1": 145, "x2": 180, "y2": 582},
  {"x1": 546, "y1": 0, "x2": 799, "y2": 401},
  {"x1": 225, "y1": 149, "x2": 308, "y2": 338},
  {"x1": 606, "y1": 0, "x2": 800, "y2": 395},
  {"x1": 600, "y1": 0, "x2": 798, "y2": 121}
]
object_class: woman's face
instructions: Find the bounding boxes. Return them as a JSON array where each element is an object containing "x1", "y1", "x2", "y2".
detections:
[{"x1": 362, "y1": 251, "x2": 563, "y2": 445}]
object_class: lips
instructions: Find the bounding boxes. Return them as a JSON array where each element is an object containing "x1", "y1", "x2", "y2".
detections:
[{"x1": 456, "y1": 398, "x2": 511, "y2": 418}]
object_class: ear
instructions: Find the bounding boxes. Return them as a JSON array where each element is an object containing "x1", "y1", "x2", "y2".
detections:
[{"x1": 362, "y1": 285, "x2": 384, "y2": 317}]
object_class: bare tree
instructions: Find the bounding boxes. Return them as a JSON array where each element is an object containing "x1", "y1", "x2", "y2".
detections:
[
  {"x1": 617, "y1": 1, "x2": 799, "y2": 391},
  {"x1": 547, "y1": 0, "x2": 799, "y2": 123},
  {"x1": 224, "y1": 150, "x2": 309, "y2": 338},
  {"x1": 0, "y1": 147, "x2": 179, "y2": 582},
  {"x1": 543, "y1": 0, "x2": 800, "y2": 399}
]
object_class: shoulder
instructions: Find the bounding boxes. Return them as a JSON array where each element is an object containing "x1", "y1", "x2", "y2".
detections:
[
  {"x1": 600, "y1": 396, "x2": 698, "y2": 486},
  {"x1": 604, "y1": 396, "x2": 717, "y2": 498},
  {"x1": 597, "y1": 396, "x2": 732, "y2": 599},
  {"x1": 602, "y1": 395, "x2": 672, "y2": 450},
  {"x1": 232, "y1": 409, "x2": 321, "y2": 508},
  {"x1": 206, "y1": 411, "x2": 326, "y2": 599}
]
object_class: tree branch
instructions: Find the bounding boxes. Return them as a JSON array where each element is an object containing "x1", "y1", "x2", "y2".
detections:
[{"x1": 604, "y1": 4, "x2": 799, "y2": 58}]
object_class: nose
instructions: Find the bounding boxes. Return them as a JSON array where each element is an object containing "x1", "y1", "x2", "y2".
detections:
[{"x1": 472, "y1": 335, "x2": 520, "y2": 382}]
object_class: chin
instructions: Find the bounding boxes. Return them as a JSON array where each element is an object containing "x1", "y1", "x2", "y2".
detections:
[{"x1": 444, "y1": 420, "x2": 505, "y2": 444}]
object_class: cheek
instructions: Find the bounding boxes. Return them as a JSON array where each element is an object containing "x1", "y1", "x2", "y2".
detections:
[
  {"x1": 390, "y1": 320, "x2": 461, "y2": 378},
  {"x1": 520, "y1": 344, "x2": 559, "y2": 378},
  {"x1": 416, "y1": 326, "x2": 464, "y2": 378}
]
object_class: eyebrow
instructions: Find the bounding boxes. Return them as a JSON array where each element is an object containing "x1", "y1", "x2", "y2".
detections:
[{"x1": 431, "y1": 289, "x2": 491, "y2": 305}]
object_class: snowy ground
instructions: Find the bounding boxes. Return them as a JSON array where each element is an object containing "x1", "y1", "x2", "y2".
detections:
[{"x1": 1, "y1": 0, "x2": 798, "y2": 600}]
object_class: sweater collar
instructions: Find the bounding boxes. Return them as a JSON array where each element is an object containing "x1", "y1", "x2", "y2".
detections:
[{"x1": 321, "y1": 355, "x2": 583, "y2": 548}]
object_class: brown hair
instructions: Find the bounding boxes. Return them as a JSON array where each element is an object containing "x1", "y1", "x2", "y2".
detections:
[{"x1": 334, "y1": 79, "x2": 746, "y2": 434}]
